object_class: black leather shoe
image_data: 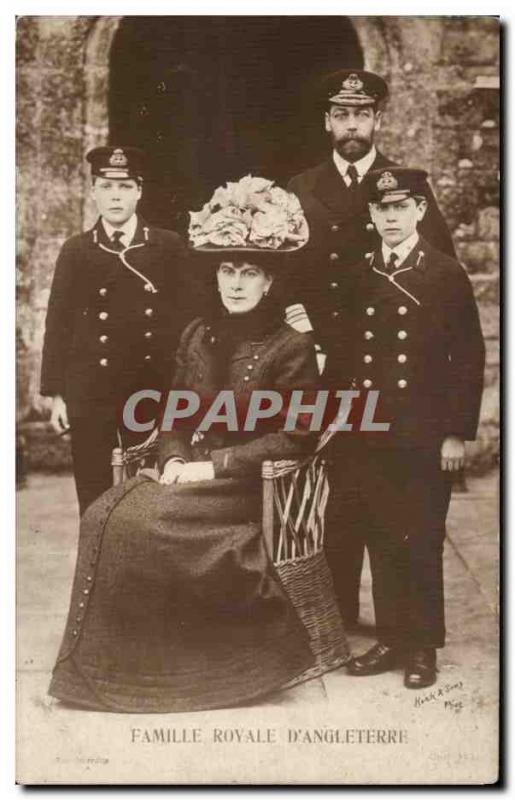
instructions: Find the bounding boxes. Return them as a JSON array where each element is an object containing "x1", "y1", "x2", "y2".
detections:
[
  {"x1": 404, "y1": 649, "x2": 437, "y2": 689},
  {"x1": 346, "y1": 642, "x2": 400, "y2": 676}
]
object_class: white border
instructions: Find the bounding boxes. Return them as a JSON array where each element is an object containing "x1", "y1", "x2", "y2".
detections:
[{"x1": 3, "y1": 5, "x2": 508, "y2": 797}]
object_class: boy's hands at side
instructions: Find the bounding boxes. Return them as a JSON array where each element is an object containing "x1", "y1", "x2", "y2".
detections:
[
  {"x1": 50, "y1": 395, "x2": 69, "y2": 434},
  {"x1": 440, "y1": 436, "x2": 465, "y2": 471}
]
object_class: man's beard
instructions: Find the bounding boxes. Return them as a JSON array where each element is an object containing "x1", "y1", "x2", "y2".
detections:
[{"x1": 333, "y1": 135, "x2": 373, "y2": 163}]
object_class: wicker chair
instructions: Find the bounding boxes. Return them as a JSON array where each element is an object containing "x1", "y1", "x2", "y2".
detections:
[{"x1": 111, "y1": 427, "x2": 350, "y2": 685}]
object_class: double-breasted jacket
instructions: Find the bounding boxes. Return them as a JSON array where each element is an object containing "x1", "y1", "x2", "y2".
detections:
[
  {"x1": 287, "y1": 153, "x2": 456, "y2": 349},
  {"x1": 324, "y1": 237, "x2": 485, "y2": 449},
  {"x1": 41, "y1": 217, "x2": 194, "y2": 419}
]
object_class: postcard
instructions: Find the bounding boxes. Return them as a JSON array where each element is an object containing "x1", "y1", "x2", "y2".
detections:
[{"x1": 15, "y1": 14, "x2": 500, "y2": 784}]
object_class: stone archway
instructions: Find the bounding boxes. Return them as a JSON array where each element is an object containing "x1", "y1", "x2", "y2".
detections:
[
  {"x1": 82, "y1": 16, "x2": 392, "y2": 230},
  {"x1": 350, "y1": 16, "x2": 392, "y2": 76}
]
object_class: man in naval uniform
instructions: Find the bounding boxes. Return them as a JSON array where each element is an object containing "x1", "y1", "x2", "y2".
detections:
[
  {"x1": 325, "y1": 167, "x2": 485, "y2": 688},
  {"x1": 287, "y1": 69, "x2": 456, "y2": 625},
  {"x1": 41, "y1": 146, "x2": 193, "y2": 515}
]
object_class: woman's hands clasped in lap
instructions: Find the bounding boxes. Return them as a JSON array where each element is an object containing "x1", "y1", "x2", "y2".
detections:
[{"x1": 160, "y1": 460, "x2": 215, "y2": 485}]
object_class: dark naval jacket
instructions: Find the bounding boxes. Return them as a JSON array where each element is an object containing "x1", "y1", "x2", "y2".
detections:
[
  {"x1": 158, "y1": 317, "x2": 320, "y2": 478},
  {"x1": 287, "y1": 153, "x2": 456, "y2": 348},
  {"x1": 325, "y1": 237, "x2": 485, "y2": 448},
  {"x1": 40, "y1": 217, "x2": 193, "y2": 418}
]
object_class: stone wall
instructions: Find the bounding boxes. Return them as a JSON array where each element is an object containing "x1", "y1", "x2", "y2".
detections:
[
  {"x1": 16, "y1": 16, "x2": 500, "y2": 472},
  {"x1": 16, "y1": 16, "x2": 93, "y2": 421}
]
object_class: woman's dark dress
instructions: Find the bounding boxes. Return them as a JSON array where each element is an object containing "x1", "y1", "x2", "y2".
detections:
[{"x1": 49, "y1": 314, "x2": 320, "y2": 712}]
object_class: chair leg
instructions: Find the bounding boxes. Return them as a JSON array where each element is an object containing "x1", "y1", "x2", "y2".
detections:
[
  {"x1": 262, "y1": 461, "x2": 275, "y2": 560},
  {"x1": 112, "y1": 446, "x2": 124, "y2": 486}
]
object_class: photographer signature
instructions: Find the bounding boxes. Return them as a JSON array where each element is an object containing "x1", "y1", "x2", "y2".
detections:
[{"x1": 414, "y1": 680, "x2": 464, "y2": 712}]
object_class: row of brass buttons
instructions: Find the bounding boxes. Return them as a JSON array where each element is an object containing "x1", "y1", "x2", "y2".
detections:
[
  {"x1": 363, "y1": 378, "x2": 408, "y2": 389},
  {"x1": 243, "y1": 354, "x2": 260, "y2": 382},
  {"x1": 363, "y1": 330, "x2": 408, "y2": 340},
  {"x1": 99, "y1": 354, "x2": 153, "y2": 367},
  {"x1": 98, "y1": 304, "x2": 156, "y2": 367},
  {"x1": 98, "y1": 308, "x2": 154, "y2": 321},
  {"x1": 363, "y1": 354, "x2": 408, "y2": 363},
  {"x1": 362, "y1": 304, "x2": 410, "y2": 389},
  {"x1": 366, "y1": 306, "x2": 408, "y2": 316}
]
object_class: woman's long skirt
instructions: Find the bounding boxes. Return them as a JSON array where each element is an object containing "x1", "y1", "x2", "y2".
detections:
[{"x1": 48, "y1": 475, "x2": 314, "y2": 712}]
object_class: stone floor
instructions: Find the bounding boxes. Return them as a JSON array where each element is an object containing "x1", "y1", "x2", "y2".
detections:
[{"x1": 16, "y1": 471, "x2": 499, "y2": 785}]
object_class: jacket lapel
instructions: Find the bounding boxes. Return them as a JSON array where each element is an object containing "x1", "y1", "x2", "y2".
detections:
[
  {"x1": 130, "y1": 216, "x2": 153, "y2": 247},
  {"x1": 312, "y1": 160, "x2": 355, "y2": 217},
  {"x1": 311, "y1": 151, "x2": 397, "y2": 221},
  {"x1": 86, "y1": 216, "x2": 157, "y2": 288},
  {"x1": 369, "y1": 151, "x2": 396, "y2": 172},
  {"x1": 369, "y1": 237, "x2": 428, "y2": 307},
  {"x1": 87, "y1": 218, "x2": 111, "y2": 248}
]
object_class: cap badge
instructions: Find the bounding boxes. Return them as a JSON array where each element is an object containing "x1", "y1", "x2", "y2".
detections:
[
  {"x1": 377, "y1": 171, "x2": 398, "y2": 191},
  {"x1": 109, "y1": 148, "x2": 128, "y2": 167},
  {"x1": 342, "y1": 73, "x2": 364, "y2": 92}
]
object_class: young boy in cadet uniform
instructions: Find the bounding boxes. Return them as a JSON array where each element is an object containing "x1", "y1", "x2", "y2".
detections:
[
  {"x1": 40, "y1": 146, "x2": 194, "y2": 516},
  {"x1": 324, "y1": 167, "x2": 485, "y2": 688}
]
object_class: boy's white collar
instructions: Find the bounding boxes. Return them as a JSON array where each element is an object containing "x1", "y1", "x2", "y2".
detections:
[
  {"x1": 102, "y1": 214, "x2": 138, "y2": 244},
  {"x1": 382, "y1": 231, "x2": 420, "y2": 268}
]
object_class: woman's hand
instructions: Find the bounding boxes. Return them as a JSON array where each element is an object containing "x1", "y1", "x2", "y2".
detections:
[
  {"x1": 159, "y1": 459, "x2": 186, "y2": 485},
  {"x1": 176, "y1": 462, "x2": 215, "y2": 484}
]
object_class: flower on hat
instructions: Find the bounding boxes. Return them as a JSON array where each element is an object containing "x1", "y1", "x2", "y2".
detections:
[
  {"x1": 188, "y1": 175, "x2": 309, "y2": 250},
  {"x1": 190, "y1": 206, "x2": 249, "y2": 248},
  {"x1": 249, "y1": 207, "x2": 290, "y2": 249}
]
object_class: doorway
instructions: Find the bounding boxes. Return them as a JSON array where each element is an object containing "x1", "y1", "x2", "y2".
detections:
[{"x1": 109, "y1": 16, "x2": 363, "y2": 232}]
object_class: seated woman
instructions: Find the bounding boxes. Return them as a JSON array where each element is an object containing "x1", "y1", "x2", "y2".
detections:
[{"x1": 48, "y1": 176, "x2": 324, "y2": 713}]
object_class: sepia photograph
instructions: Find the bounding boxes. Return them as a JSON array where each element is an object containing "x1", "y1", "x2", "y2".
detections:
[{"x1": 14, "y1": 13, "x2": 500, "y2": 785}]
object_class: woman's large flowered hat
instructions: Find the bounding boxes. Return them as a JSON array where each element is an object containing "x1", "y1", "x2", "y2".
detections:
[{"x1": 188, "y1": 175, "x2": 309, "y2": 262}]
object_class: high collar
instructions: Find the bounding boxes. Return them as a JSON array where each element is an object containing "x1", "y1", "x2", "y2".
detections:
[
  {"x1": 89, "y1": 216, "x2": 153, "y2": 248},
  {"x1": 381, "y1": 232, "x2": 420, "y2": 269},
  {"x1": 207, "y1": 298, "x2": 282, "y2": 345},
  {"x1": 370, "y1": 234, "x2": 428, "y2": 273},
  {"x1": 332, "y1": 146, "x2": 377, "y2": 183},
  {"x1": 312, "y1": 150, "x2": 393, "y2": 216},
  {"x1": 205, "y1": 299, "x2": 283, "y2": 386},
  {"x1": 101, "y1": 214, "x2": 138, "y2": 246}
]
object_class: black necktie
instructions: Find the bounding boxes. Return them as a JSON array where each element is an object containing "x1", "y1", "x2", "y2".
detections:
[
  {"x1": 385, "y1": 252, "x2": 399, "y2": 273},
  {"x1": 110, "y1": 230, "x2": 125, "y2": 251},
  {"x1": 346, "y1": 164, "x2": 359, "y2": 188}
]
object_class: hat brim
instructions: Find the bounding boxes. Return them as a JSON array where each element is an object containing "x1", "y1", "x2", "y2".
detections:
[
  {"x1": 94, "y1": 169, "x2": 143, "y2": 180},
  {"x1": 189, "y1": 243, "x2": 306, "y2": 265},
  {"x1": 370, "y1": 190, "x2": 428, "y2": 204},
  {"x1": 328, "y1": 94, "x2": 377, "y2": 107},
  {"x1": 370, "y1": 190, "x2": 411, "y2": 204}
]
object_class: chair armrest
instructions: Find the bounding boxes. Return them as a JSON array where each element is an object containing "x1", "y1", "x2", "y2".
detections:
[
  {"x1": 121, "y1": 428, "x2": 159, "y2": 466},
  {"x1": 261, "y1": 459, "x2": 302, "y2": 479}
]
